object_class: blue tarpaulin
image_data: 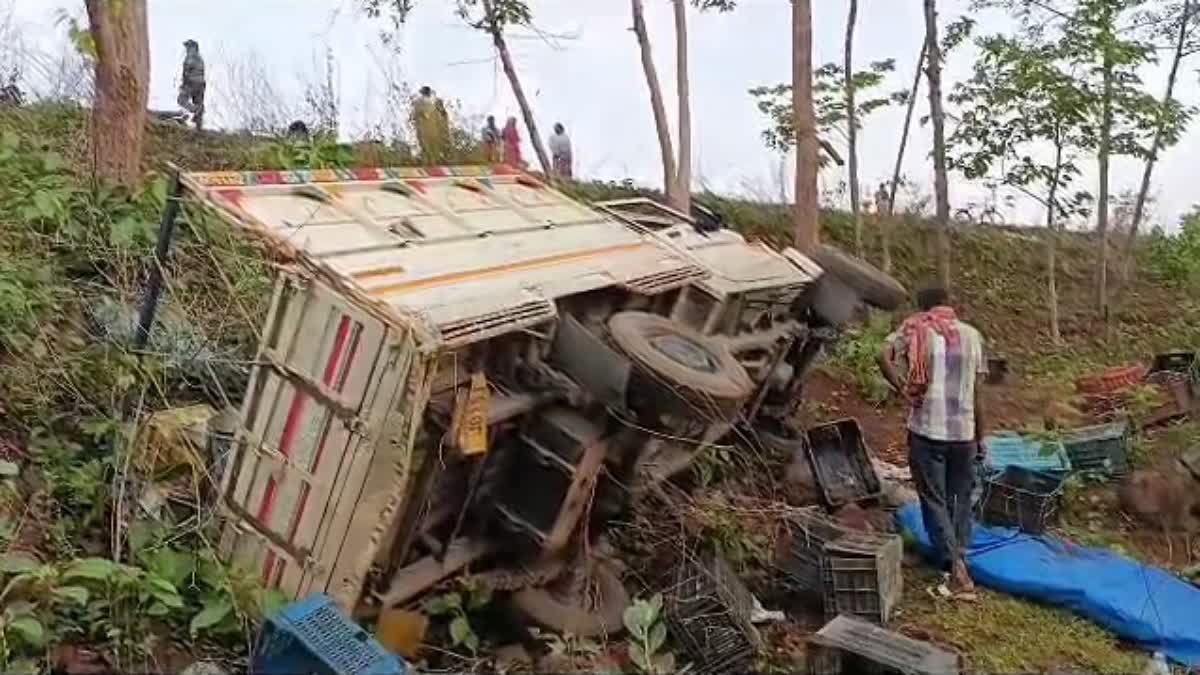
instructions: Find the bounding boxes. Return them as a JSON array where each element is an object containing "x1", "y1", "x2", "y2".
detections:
[{"x1": 897, "y1": 502, "x2": 1200, "y2": 667}]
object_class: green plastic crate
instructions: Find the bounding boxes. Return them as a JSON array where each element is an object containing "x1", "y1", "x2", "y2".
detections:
[{"x1": 1060, "y1": 421, "x2": 1131, "y2": 476}]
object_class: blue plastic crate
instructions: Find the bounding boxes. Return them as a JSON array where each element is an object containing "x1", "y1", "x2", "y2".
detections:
[
  {"x1": 984, "y1": 432, "x2": 1071, "y2": 474},
  {"x1": 252, "y1": 594, "x2": 408, "y2": 675}
]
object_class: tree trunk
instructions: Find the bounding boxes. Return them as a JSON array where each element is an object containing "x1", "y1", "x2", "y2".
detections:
[
  {"x1": 632, "y1": 0, "x2": 679, "y2": 203},
  {"x1": 923, "y1": 0, "x2": 951, "y2": 289},
  {"x1": 1097, "y1": 55, "x2": 1114, "y2": 320},
  {"x1": 883, "y1": 42, "x2": 926, "y2": 273},
  {"x1": 483, "y1": 0, "x2": 551, "y2": 176},
  {"x1": 673, "y1": 0, "x2": 692, "y2": 213},
  {"x1": 844, "y1": 0, "x2": 862, "y2": 255},
  {"x1": 1119, "y1": 0, "x2": 1194, "y2": 281},
  {"x1": 888, "y1": 40, "x2": 927, "y2": 217},
  {"x1": 1047, "y1": 142, "x2": 1064, "y2": 345},
  {"x1": 85, "y1": 0, "x2": 149, "y2": 189},
  {"x1": 792, "y1": 0, "x2": 819, "y2": 252}
]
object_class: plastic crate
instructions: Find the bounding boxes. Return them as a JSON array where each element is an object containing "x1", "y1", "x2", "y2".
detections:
[
  {"x1": 1075, "y1": 363, "x2": 1149, "y2": 396},
  {"x1": 774, "y1": 509, "x2": 856, "y2": 594},
  {"x1": 1143, "y1": 371, "x2": 1193, "y2": 428},
  {"x1": 983, "y1": 432, "x2": 1071, "y2": 474},
  {"x1": 807, "y1": 615, "x2": 960, "y2": 675},
  {"x1": 1151, "y1": 351, "x2": 1197, "y2": 375},
  {"x1": 664, "y1": 552, "x2": 760, "y2": 675},
  {"x1": 985, "y1": 355, "x2": 1008, "y2": 385},
  {"x1": 805, "y1": 419, "x2": 883, "y2": 508},
  {"x1": 979, "y1": 466, "x2": 1064, "y2": 534},
  {"x1": 821, "y1": 532, "x2": 903, "y2": 626},
  {"x1": 252, "y1": 594, "x2": 408, "y2": 675},
  {"x1": 1060, "y1": 421, "x2": 1131, "y2": 476}
]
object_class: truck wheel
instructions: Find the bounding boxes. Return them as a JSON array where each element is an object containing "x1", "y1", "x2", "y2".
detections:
[
  {"x1": 812, "y1": 244, "x2": 908, "y2": 310},
  {"x1": 608, "y1": 312, "x2": 754, "y2": 410},
  {"x1": 510, "y1": 558, "x2": 629, "y2": 638}
]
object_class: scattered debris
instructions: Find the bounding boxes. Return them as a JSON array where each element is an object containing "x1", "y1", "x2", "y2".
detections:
[
  {"x1": 749, "y1": 595, "x2": 786, "y2": 625},
  {"x1": 178, "y1": 662, "x2": 229, "y2": 675},
  {"x1": 131, "y1": 404, "x2": 214, "y2": 482},
  {"x1": 806, "y1": 615, "x2": 960, "y2": 675},
  {"x1": 374, "y1": 607, "x2": 428, "y2": 660},
  {"x1": 493, "y1": 643, "x2": 533, "y2": 672}
]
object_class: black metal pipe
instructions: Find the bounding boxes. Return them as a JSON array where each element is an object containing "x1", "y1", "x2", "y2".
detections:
[{"x1": 134, "y1": 170, "x2": 183, "y2": 350}]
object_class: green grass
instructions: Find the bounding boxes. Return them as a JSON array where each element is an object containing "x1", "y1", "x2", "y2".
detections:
[{"x1": 899, "y1": 569, "x2": 1149, "y2": 674}]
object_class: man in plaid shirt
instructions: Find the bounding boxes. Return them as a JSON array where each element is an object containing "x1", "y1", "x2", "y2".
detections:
[{"x1": 878, "y1": 286, "x2": 987, "y2": 596}]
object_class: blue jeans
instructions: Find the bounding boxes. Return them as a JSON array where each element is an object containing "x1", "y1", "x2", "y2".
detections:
[{"x1": 908, "y1": 432, "x2": 976, "y2": 570}]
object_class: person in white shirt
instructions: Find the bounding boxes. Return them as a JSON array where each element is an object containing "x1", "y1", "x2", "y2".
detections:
[{"x1": 548, "y1": 123, "x2": 573, "y2": 179}]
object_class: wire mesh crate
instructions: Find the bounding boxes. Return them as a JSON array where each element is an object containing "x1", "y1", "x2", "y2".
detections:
[
  {"x1": 807, "y1": 615, "x2": 960, "y2": 675},
  {"x1": 664, "y1": 551, "x2": 761, "y2": 675},
  {"x1": 979, "y1": 465, "x2": 1065, "y2": 534},
  {"x1": 821, "y1": 532, "x2": 903, "y2": 626},
  {"x1": 1060, "y1": 421, "x2": 1131, "y2": 476},
  {"x1": 252, "y1": 593, "x2": 408, "y2": 675},
  {"x1": 774, "y1": 508, "x2": 856, "y2": 595}
]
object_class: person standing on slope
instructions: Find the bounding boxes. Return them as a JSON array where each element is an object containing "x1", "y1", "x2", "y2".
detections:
[
  {"x1": 878, "y1": 285, "x2": 987, "y2": 598},
  {"x1": 177, "y1": 39, "x2": 206, "y2": 130},
  {"x1": 548, "y1": 123, "x2": 573, "y2": 179}
]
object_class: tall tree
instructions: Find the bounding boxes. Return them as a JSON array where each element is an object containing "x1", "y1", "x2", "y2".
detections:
[
  {"x1": 479, "y1": 0, "x2": 551, "y2": 176},
  {"x1": 1119, "y1": 0, "x2": 1199, "y2": 277},
  {"x1": 924, "y1": 0, "x2": 952, "y2": 288},
  {"x1": 631, "y1": 0, "x2": 734, "y2": 211},
  {"x1": 844, "y1": 0, "x2": 862, "y2": 254},
  {"x1": 883, "y1": 42, "x2": 926, "y2": 273},
  {"x1": 793, "y1": 0, "x2": 819, "y2": 251},
  {"x1": 85, "y1": 0, "x2": 149, "y2": 188},
  {"x1": 750, "y1": 60, "x2": 899, "y2": 157},
  {"x1": 361, "y1": 0, "x2": 551, "y2": 175},
  {"x1": 983, "y1": 0, "x2": 1164, "y2": 319},
  {"x1": 631, "y1": 0, "x2": 677, "y2": 201},
  {"x1": 950, "y1": 36, "x2": 1093, "y2": 342},
  {"x1": 673, "y1": 0, "x2": 692, "y2": 213}
]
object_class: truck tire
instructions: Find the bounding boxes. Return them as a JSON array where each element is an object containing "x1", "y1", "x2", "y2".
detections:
[
  {"x1": 510, "y1": 559, "x2": 629, "y2": 638},
  {"x1": 608, "y1": 312, "x2": 754, "y2": 411},
  {"x1": 812, "y1": 244, "x2": 908, "y2": 310}
]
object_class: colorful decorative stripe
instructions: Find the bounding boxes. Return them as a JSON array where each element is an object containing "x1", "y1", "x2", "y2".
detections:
[{"x1": 188, "y1": 164, "x2": 522, "y2": 187}]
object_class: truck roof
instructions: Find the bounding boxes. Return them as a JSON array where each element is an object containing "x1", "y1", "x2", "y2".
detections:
[
  {"x1": 595, "y1": 198, "x2": 822, "y2": 298},
  {"x1": 181, "y1": 166, "x2": 707, "y2": 348}
]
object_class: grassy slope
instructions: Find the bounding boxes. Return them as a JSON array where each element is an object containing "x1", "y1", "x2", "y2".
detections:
[{"x1": 6, "y1": 105, "x2": 1197, "y2": 672}]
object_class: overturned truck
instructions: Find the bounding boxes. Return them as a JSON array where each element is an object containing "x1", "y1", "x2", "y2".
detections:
[{"x1": 181, "y1": 165, "x2": 905, "y2": 635}]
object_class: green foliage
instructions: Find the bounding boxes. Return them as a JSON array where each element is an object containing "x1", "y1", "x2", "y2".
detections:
[
  {"x1": 622, "y1": 594, "x2": 678, "y2": 674},
  {"x1": 263, "y1": 134, "x2": 354, "y2": 170},
  {"x1": 949, "y1": 35, "x2": 1094, "y2": 223},
  {"x1": 422, "y1": 581, "x2": 493, "y2": 655},
  {"x1": 828, "y1": 312, "x2": 895, "y2": 405},
  {"x1": 1142, "y1": 208, "x2": 1200, "y2": 286},
  {"x1": 693, "y1": 443, "x2": 733, "y2": 488},
  {"x1": 0, "y1": 250, "x2": 61, "y2": 355},
  {"x1": 750, "y1": 59, "x2": 903, "y2": 154}
]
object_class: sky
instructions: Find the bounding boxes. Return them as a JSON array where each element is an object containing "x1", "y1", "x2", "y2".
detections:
[{"x1": 5, "y1": 0, "x2": 1199, "y2": 231}]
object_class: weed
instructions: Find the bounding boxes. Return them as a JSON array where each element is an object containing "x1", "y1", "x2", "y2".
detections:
[
  {"x1": 622, "y1": 594, "x2": 680, "y2": 674},
  {"x1": 261, "y1": 133, "x2": 353, "y2": 170},
  {"x1": 827, "y1": 312, "x2": 895, "y2": 405},
  {"x1": 422, "y1": 581, "x2": 494, "y2": 656}
]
